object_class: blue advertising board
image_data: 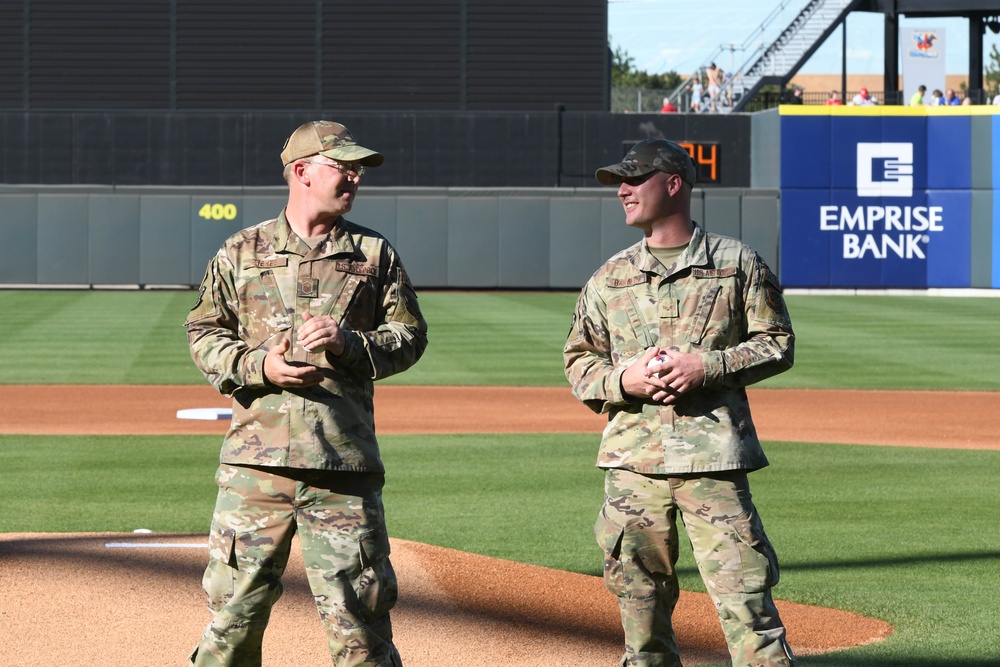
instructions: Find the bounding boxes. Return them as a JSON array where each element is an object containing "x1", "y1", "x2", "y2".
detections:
[{"x1": 779, "y1": 106, "x2": 999, "y2": 289}]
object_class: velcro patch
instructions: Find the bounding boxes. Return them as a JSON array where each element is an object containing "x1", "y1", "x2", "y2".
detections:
[
  {"x1": 336, "y1": 261, "x2": 378, "y2": 276},
  {"x1": 253, "y1": 258, "x2": 288, "y2": 268},
  {"x1": 691, "y1": 267, "x2": 737, "y2": 278},
  {"x1": 606, "y1": 275, "x2": 647, "y2": 288}
]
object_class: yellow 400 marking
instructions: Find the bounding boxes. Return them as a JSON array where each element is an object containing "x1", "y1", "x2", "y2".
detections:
[{"x1": 198, "y1": 203, "x2": 238, "y2": 220}]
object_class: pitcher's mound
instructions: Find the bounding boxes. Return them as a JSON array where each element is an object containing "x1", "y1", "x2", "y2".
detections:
[{"x1": 0, "y1": 533, "x2": 891, "y2": 666}]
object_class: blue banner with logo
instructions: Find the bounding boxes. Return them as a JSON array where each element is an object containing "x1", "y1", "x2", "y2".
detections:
[{"x1": 779, "y1": 106, "x2": 998, "y2": 289}]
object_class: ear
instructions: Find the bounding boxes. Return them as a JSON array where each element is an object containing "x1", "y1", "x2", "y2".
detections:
[
  {"x1": 666, "y1": 173, "x2": 685, "y2": 196},
  {"x1": 292, "y1": 161, "x2": 311, "y2": 185}
]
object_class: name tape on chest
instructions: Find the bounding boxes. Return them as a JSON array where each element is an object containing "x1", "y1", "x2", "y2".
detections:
[
  {"x1": 253, "y1": 258, "x2": 288, "y2": 269},
  {"x1": 335, "y1": 261, "x2": 379, "y2": 276},
  {"x1": 606, "y1": 275, "x2": 647, "y2": 288},
  {"x1": 691, "y1": 267, "x2": 737, "y2": 279}
]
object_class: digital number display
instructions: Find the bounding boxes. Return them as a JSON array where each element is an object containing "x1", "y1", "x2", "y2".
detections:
[{"x1": 677, "y1": 142, "x2": 719, "y2": 184}]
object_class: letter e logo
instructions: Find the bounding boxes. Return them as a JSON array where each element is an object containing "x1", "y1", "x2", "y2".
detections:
[{"x1": 857, "y1": 143, "x2": 914, "y2": 197}]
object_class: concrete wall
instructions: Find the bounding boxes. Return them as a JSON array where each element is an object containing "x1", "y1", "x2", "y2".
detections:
[{"x1": 0, "y1": 185, "x2": 781, "y2": 290}]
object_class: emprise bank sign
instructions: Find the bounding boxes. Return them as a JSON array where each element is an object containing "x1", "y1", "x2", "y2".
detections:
[{"x1": 779, "y1": 105, "x2": 1000, "y2": 289}]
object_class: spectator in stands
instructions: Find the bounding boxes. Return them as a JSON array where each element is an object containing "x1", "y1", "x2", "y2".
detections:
[
  {"x1": 706, "y1": 63, "x2": 722, "y2": 112},
  {"x1": 909, "y1": 85, "x2": 927, "y2": 106},
  {"x1": 850, "y1": 87, "x2": 877, "y2": 106},
  {"x1": 660, "y1": 97, "x2": 678, "y2": 113},
  {"x1": 930, "y1": 89, "x2": 945, "y2": 105},
  {"x1": 993, "y1": 86, "x2": 1000, "y2": 106},
  {"x1": 786, "y1": 86, "x2": 804, "y2": 104},
  {"x1": 944, "y1": 88, "x2": 962, "y2": 106},
  {"x1": 689, "y1": 78, "x2": 704, "y2": 113},
  {"x1": 721, "y1": 70, "x2": 733, "y2": 107},
  {"x1": 824, "y1": 90, "x2": 843, "y2": 106}
]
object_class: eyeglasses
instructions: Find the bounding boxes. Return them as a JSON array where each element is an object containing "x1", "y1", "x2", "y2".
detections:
[{"x1": 303, "y1": 159, "x2": 366, "y2": 178}]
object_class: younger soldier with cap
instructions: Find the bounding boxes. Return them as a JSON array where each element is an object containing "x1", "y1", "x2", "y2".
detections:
[
  {"x1": 564, "y1": 139, "x2": 797, "y2": 667},
  {"x1": 185, "y1": 120, "x2": 427, "y2": 667}
]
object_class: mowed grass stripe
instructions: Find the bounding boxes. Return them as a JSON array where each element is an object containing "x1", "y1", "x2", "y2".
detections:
[{"x1": 1, "y1": 290, "x2": 999, "y2": 390}]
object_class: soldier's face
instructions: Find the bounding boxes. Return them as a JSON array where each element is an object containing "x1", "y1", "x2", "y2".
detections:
[
  {"x1": 618, "y1": 171, "x2": 672, "y2": 230},
  {"x1": 306, "y1": 159, "x2": 359, "y2": 216}
]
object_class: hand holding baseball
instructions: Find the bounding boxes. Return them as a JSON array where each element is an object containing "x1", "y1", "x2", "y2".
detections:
[
  {"x1": 263, "y1": 339, "x2": 324, "y2": 388},
  {"x1": 621, "y1": 347, "x2": 670, "y2": 400},
  {"x1": 623, "y1": 347, "x2": 705, "y2": 404},
  {"x1": 298, "y1": 312, "x2": 346, "y2": 356},
  {"x1": 649, "y1": 350, "x2": 706, "y2": 404}
]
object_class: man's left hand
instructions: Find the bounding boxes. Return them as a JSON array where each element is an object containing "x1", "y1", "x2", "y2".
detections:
[
  {"x1": 298, "y1": 312, "x2": 346, "y2": 356},
  {"x1": 650, "y1": 351, "x2": 706, "y2": 404}
]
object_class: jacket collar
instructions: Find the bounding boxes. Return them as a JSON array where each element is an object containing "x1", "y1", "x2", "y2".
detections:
[
  {"x1": 634, "y1": 223, "x2": 709, "y2": 277},
  {"x1": 272, "y1": 210, "x2": 360, "y2": 259}
]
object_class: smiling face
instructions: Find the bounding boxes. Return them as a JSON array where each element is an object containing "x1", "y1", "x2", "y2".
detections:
[{"x1": 617, "y1": 170, "x2": 678, "y2": 232}]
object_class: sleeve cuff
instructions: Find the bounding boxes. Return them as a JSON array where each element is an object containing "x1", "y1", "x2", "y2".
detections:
[
  {"x1": 329, "y1": 329, "x2": 375, "y2": 377},
  {"x1": 606, "y1": 365, "x2": 628, "y2": 405},
  {"x1": 240, "y1": 348, "x2": 270, "y2": 388},
  {"x1": 701, "y1": 350, "x2": 725, "y2": 385}
]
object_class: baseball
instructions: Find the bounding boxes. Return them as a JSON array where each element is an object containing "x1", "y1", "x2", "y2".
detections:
[{"x1": 646, "y1": 352, "x2": 671, "y2": 378}]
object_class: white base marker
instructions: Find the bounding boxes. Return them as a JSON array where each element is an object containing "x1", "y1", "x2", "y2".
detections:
[{"x1": 176, "y1": 407, "x2": 232, "y2": 420}]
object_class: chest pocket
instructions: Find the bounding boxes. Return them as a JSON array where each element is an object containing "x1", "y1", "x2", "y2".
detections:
[
  {"x1": 682, "y1": 267, "x2": 741, "y2": 347},
  {"x1": 603, "y1": 274, "x2": 656, "y2": 362},
  {"x1": 316, "y1": 260, "x2": 379, "y2": 330},
  {"x1": 236, "y1": 268, "x2": 292, "y2": 348}
]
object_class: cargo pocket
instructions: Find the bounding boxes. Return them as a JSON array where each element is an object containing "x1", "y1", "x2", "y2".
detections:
[
  {"x1": 202, "y1": 525, "x2": 238, "y2": 609},
  {"x1": 354, "y1": 526, "x2": 398, "y2": 621},
  {"x1": 730, "y1": 510, "x2": 779, "y2": 593},
  {"x1": 594, "y1": 509, "x2": 626, "y2": 598}
]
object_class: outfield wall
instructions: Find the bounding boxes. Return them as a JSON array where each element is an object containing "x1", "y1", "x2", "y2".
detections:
[
  {"x1": 0, "y1": 186, "x2": 780, "y2": 290},
  {"x1": 779, "y1": 105, "x2": 1000, "y2": 289}
]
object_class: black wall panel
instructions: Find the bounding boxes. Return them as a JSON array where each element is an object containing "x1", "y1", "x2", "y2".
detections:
[
  {"x1": 465, "y1": 0, "x2": 607, "y2": 110},
  {"x1": 0, "y1": 110, "x2": 754, "y2": 188},
  {"x1": 176, "y1": 0, "x2": 317, "y2": 110},
  {"x1": 2, "y1": 0, "x2": 607, "y2": 112},
  {"x1": 322, "y1": 1, "x2": 463, "y2": 110},
  {"x1": 27, "y1": 0, "x2": 171, "y2": 109},
  {"x1": 0, "y1": 3, "x2": 24, "y2": 107}
]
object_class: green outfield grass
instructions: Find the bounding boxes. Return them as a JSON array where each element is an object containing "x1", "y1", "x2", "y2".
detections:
[
  {"x1": 1, "y1": 288, "x2": 998, "y2": 666},
  {"x1": 1, "y1": 289, "x2": 999, "y2": 390}
]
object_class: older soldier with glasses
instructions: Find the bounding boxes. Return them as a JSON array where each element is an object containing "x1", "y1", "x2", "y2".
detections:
[
  {"x1": 564, "y1": 138, "x2": 797, "y2": 667},
  {"x1": 185, "y1": 120, "x2": 427, "y2": 667}
]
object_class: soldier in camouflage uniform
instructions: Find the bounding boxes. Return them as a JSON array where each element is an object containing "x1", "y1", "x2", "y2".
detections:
[
  {"x1": 564, "y1": 139, "x2": 797, "y2": 667},
  {"x1": 184, "y1": 121, "x2": 427, "y2": 667}
]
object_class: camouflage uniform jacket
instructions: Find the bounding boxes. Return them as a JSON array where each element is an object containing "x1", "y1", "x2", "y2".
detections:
[
  {"x1": 185, "y1": 210, "x2": 428, "y2": 472},
  {"x1": 564, "y1": 224, "x2": 793, "y2": 474}
]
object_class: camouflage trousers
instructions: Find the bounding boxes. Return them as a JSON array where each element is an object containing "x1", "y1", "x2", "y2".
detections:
[
  {"x1": 188, "y1": 464, "x2": 402, "y2": 667},
  {"x1": 595, "y1": 468, "x2": 796, "y2": 667}
]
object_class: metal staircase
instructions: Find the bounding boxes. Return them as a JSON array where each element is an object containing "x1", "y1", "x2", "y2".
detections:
[{"x1": 669, "y1": 0, "x2": 863, "y2": 113}]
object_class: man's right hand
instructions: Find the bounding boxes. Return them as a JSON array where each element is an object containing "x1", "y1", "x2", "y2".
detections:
[
  {"x1": 621, "y1": 346, "x2": 705, "y2": 405},
  {"x1": 621, "y1": 347, "x2": 668, "y2": 401},
  {"x1": 263, "y1": 339, "x2": 324, "y2": 388}
]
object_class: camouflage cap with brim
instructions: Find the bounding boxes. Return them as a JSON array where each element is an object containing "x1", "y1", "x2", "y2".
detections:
[
  {"x1": 595, "y1": 139, "x2": 696, "y2": 187},
  {"x1": 280, "y1": 120, "x2": 384, "y2": 167}
]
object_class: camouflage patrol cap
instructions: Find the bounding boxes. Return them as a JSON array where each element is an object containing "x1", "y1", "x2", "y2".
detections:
[
  {"x1": 280, "y1": 120, "x2": 384, "y2": 167},
  {"x1": 595, "y1": 139, "x2": 696, "y2": 187}
]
